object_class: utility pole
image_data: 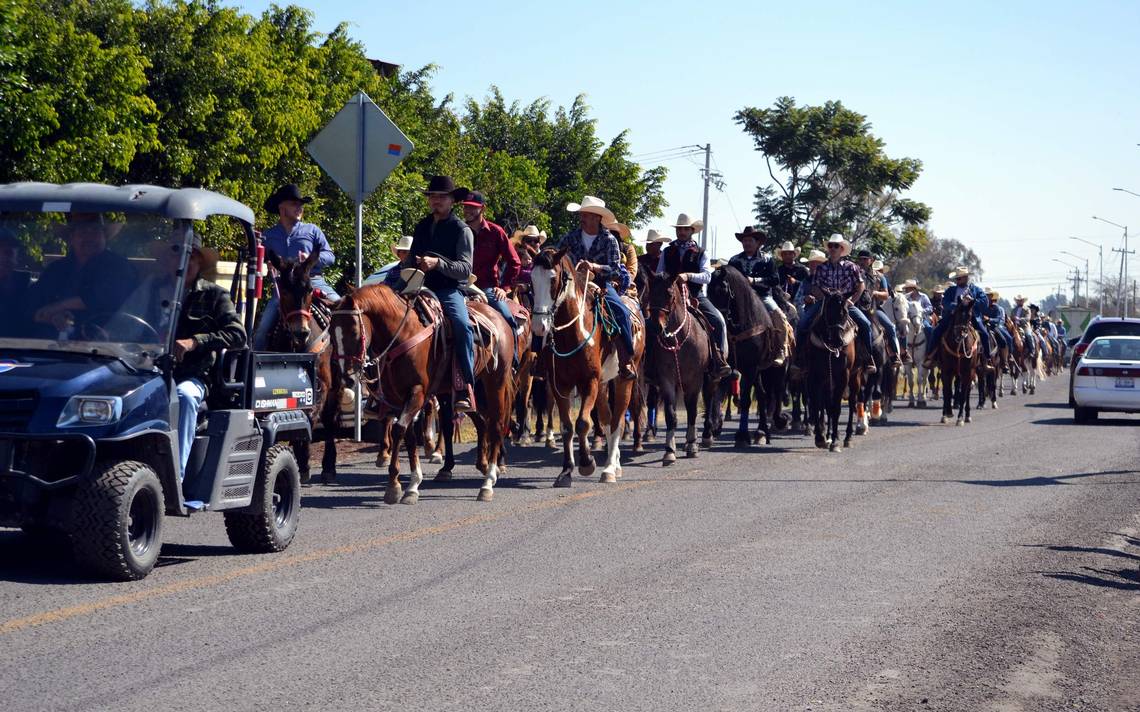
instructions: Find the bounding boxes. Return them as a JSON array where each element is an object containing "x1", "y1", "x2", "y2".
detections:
[
  {"x1": 1111, "y1": 243, "x2": 1135, "y2": 317},
  {"x1": 700, "y1": 143, "x2": 711, "y2": 252}
]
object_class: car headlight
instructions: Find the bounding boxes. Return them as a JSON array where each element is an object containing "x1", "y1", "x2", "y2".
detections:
[{"x1": 58, "y1": 396, "x2": 123, "y2": 426}]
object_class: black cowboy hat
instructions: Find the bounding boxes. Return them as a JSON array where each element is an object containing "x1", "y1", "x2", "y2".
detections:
[
  {"x1": 856, "y1": 249, "x2": 874, "y2": 259},
  {"x1": 264, "y1": 184, "x2": 313, "y2": 214},
  {"x1": 423, "y1": 175, "x2": 469, "y2": 200},
  {"x1": 734, "y1": 225, "x2": 766, "y2": 241}
]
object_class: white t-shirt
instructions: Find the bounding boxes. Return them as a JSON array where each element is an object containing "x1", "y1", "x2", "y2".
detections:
[{"x1": 581, "y1": 231, "x2": 597, "y2": 252}]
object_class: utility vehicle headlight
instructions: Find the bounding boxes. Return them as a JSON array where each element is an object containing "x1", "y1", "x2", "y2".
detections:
[{"x1": 58, "y1": 396, "x2": 123, "y2": 426}]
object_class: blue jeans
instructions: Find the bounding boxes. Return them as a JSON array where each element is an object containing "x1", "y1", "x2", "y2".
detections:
[
  {"x1": 875, "y1": 309, "x2": 901, "y2": 355},
  {"x1": 990, "y1": 324, "x2": 1011, "y2": 349},
  {"x1": 176, "y1": 378, "x2": 205, "y2": 480},
  {"x1": 483, "y1": 288, "x2": 518, "y2": 330},
  {"x1": 696, "y1": 294, "x2": 728, "y2": 353},
  {"x1": 604, "y1": 283, "x2": 635, "y2": 354},
  {"x1": 437, "y1": 285, "x2": 475, "y2": 386},
  {"x1": 797, "y1": 302, "x2": 874, "y2": 353},
  {"x1": 253, "y1": 275, "x2": 339, "y2": 349},
  {"x1": 930, "y1": 313, "x2": 992, "y2": 355}
]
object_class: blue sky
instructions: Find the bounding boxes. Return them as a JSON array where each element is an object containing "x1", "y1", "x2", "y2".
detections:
[{"x1": 239, "y1": 0, "x2": 1140, "y2": 301}]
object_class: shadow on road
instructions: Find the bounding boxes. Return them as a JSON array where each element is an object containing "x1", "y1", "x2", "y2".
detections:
[
  {"x1": 961, "y1": 468, "x2": 1139, "y2": 487},
  {"x1": 1031, "y1": 533, "x2": 1140, "y2": 591},
  {"x1": 1031, "y1": 416, "x2": 1140, "y2": 426}
]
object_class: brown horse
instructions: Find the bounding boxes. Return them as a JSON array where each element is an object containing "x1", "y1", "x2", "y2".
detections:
[
  {"x1": 265, "y1": 251, "x2": 342, "y2": 483},
  {"x1": 938, "y1": 295, "x2": 980, "y2": 425},
  {"x1": 801, "y1": 289, "x2": 860, "y2": 451},
  {"x1": 530, "y1": 247, "x2": 645, "y2": 485},
  {"x1": 330, "y1": 281, "x2": 514, "y2": 503}
]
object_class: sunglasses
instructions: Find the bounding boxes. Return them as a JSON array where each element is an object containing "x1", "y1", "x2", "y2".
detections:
[
  {"x1": 827, "y1": 244, "x2": 842, "y2": 249},
  {"x1": 524, "y1": 238, "x2": 540, "y2": 245}
]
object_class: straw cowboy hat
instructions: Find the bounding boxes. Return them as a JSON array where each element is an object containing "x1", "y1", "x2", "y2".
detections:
[
  {"x1": 826, "y1": 233, "x2": 851, "y2": 257},
  {"x1": 566, "y1": 195, "x2": 616, "y2": 224},
  {"x1": 933, "y1": 285, "x2": 945, "y2": 295},
  {"x1": 645, "y1": 228, "x2": 671, "y2": 244},
  {"x1": 903, "y1": 278, "x2": 919, "y2": 291},
  {"x1": 872, "y1": 259, "x2": 888, "y2": 273},
  {"x1": 1014, "y1": 293, "x2": 1027, "y2": 301},
  {"x1": 672, "y1": 213, "x2": 704, "y2": 233},
  {"x1": 949, "y1": 266, "x2": 970, "y2": 279},
  {"x1": 799, "y1": 248, "x2": 827, "y2": 264},
  {"x1": 395, "y1": 235, "x2": 413, "y2": 251},
  {"x1": 778, "y1": 241, "x2": 800, "y2": 257},
  {"x1": 605, "y1": 220, "x2": 632, "y2": 240}
]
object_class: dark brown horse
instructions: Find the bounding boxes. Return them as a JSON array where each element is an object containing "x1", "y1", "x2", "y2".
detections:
[
  {"x1": 938, "y1": 295, "x2": 980, "y2": 425},
  {"x1": 530, "y1": 247, "x2": 645, "y2": 485},
  {"x1": 330, "y1": 281, "x2": 514, "y2": 503},
  {"x1": 801, "y1": 289, "x2": 859, "y2": 451},
  {"x1": 265, "y1": 251, "x2": 342, "y2": 483},
  {"x1": 644, "y1": 272, "x2": 720, "y2": 464}
]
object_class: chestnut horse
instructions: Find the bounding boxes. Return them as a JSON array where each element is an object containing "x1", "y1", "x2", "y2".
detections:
[
  {"x1": 330, "y1": 281, "x2": 514, "y2": 503},
  {"x1": 938, "y1": 295, "x2": 980, "y2": 426},
  {"x1": 265, "y1": 251, "x2": 342, "y2": 483},
  {"x1": 530, "y1": 247, "x2": 645, "y2": 486}
]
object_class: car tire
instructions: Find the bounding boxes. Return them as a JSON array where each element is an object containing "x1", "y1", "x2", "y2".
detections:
[
  {"x1": 71, "y1": 460, "x2": 165, "y2": 581},
  {"x1": 1073, "y1": 406, "x2": 1099, "y2": 424},
  {"x1": 224, "y1": 444, "x2": 300, "y2": 553}
]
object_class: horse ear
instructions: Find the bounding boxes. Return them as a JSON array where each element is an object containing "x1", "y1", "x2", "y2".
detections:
[
  {"x1": 555, "y1": 246, "x2": 570, "y2": 264},
  {"x1": 266, "y1": 249, "x2": 283, "y2": 272},
  {"x1": 342, "y1": 281, "x2": 356, "y2": 297}
]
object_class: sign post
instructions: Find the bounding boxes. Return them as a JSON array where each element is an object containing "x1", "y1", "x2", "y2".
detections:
[{"x1": 307, "y1": 90, "x2": 414, "y2": 440}]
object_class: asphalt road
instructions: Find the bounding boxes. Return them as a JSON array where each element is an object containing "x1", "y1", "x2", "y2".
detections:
[{"x1": 1, "y1": 377, "x2": 1138, "y2": 712}]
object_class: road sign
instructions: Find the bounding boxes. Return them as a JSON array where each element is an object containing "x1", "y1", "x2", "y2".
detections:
[{"x1": 306, "y1": 90, "x2": 413, "y2": 203}]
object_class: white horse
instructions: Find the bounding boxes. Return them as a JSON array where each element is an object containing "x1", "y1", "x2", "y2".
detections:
[{"x1": 901, "y1": 297, "x2": 930, "y2": 407}]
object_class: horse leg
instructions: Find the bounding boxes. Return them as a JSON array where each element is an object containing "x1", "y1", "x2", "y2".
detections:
[
  {"x1": 735, "y1": 375, "x2": 752, "y2": 448},
  {"x1": 553, "y1": 393, "x2": 575, "y2": 487},
  {"x1": 941, "y1": 369, "x2": 953, "y2": 423},
  {"x1": 295, "y1": 438, "x2": 312, "y2": 485},
  {"x1": 662, "y1": 389, "x2": 678, "y2": 466},
  {"x1": 599, "y1": 381, "x2": 623, "y2": 483},
  {"x1": 685, "y1": 387, "x2": 701, "y2": 458},
  {"x1": 434, "y1": 397, "x2": 456, "y2": 481},
  {"x1": 576, "y1": 380, "x2": 599, "y2": 477}
]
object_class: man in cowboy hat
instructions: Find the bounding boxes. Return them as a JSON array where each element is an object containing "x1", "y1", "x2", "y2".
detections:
[
  {"x1": 728, "y1": 226, "x2": 788, "y2": 364},
  {"x1": 638, "y1": 228, "x2": 670, "y2": 279},
  {"x1": 903, "y1": 279, "x2": 934, "y2": 344},
  {"x1": 363, "y1": 235, "x2": 413, "y2": 286},
  {"x1": 461, "y1": 190, "x2": 521, "y2": 335},
  {"x1": 924, "y1": 266, "x2": 992, "y2": 371},
  {"x1": 795, "y1": 234, "x2": 877, "y2": 373},
  {"x1": 392, "y1": 175, "x2": 478, "y2": 411},
  {"x1": 794, "y1": 248, "x2": 827, "y2": 313},
  {"x1": 855, "y1": 249, "x2": 902, "y2": 366},
  {"x1": 27, "y1": 213, "x2": 137, "y2": 338},
  {"x1": 253, "y1": 184, "x2": 339, "y2": 349},
  {"x1": 659, "y1": 212, "x2": 735, "y2": 379},
  {"x1": 605, "y1": 219, "x2": 640, "y2": 298},
  {"x1": 555, "y1": 195, "x2": 638, "y2": 380},
  {"x1": 776, "y1": 241, "x2": 809, "y2": 302},
  {"x1": 1010, "y1": 293, "x2": 1031, "y2": 322}
]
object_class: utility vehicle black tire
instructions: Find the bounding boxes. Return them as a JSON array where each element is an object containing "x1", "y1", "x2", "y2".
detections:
[
  {"x1": 224, "y1": 444, "x2": 300, "y2": 553},
  {"x1": 71, "y1": 460, "x2": 164, "y2": 581}
]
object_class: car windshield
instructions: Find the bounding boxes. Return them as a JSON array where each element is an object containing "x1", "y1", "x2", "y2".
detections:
[
  {"x1": 1086, "y1": 338, "x2": 1140, "y2": 361},
  {"x1": 0, "y1": 212, "x2": 192, "y2": 367}
]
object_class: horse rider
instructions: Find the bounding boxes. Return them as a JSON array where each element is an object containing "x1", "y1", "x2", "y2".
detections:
[
  {"x1": 931, "y1": 285, "x2": 945, "y2": 321},
  {"x1": 728, "y1": 225, "x2": 789, "y2": 365},
  {"x1": 794, "y1": 248, "x2": 827, "y2": 313},
  {"x1": 1055, "y1": 317, "x2": 1067, "y2": 343},
  {"x1": 855, "y1": 250, "x2": 903, "y2": 365},
  {"x1": 923, "y1": 266, "x2": 993, "y2": 371},
  {"x1": 777, "y1": 241, "x2": 810, "y2": 302},
  {"x1": 982, "y1": 287, "x2": 1012, "y2": 354},
  {"x1": 556, "y1": 195, "x2": 638, "y2": 381},
  {"x1": 639, "y1": 228, "x2": 670, "y2": 280},
  {"x1": 605, "y1": 219, "x2": 641, "y2": 299},
  {"x1": 795, "y1": 234, "x2": 877, "y2": 374},
  {"x1": 253, "y1": 184, "x2": 339, "y2": 349},
  {"x1": 902, "y1": 279, "x2": 934, "y2": 344},
  {"x1": 393, "y1": 175, "x2": 477, "y2": 412},
  {"x1": 461, "y1": 190, "x2": 522, "y2": 335},
  {"x1": 658, "y1": 212, "x2": 736, "y2": 380}
]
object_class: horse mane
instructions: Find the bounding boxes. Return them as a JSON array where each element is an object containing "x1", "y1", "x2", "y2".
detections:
[
  {"x1": 715, "y1": 264, "x2": 771, "y2": 328},
  {"x1": 348, "y1": 282, "x2": 406, "y2": 317}
]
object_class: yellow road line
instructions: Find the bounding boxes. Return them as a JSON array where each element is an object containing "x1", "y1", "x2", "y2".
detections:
[{"x1": 0, "y1": 479, "x2": 654, "y2": 636}]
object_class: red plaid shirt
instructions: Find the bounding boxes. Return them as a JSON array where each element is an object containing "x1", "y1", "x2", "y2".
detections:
[
  {"x1": 470, "y1": 218, "x2": 521, "y2": 289},
  {"x1": 813, "y1": 259, "x2": 863, "y2": 295}
]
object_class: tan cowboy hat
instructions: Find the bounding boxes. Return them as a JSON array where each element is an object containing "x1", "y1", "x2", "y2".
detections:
[
  {"x1": 799, "y1": 248, "x2": 827, "y2": 264},
  {"x1": 395, "y1": 235, "x2": 413, "y2": 251},
  {"x1": 671, "y1": 213, "x2": 705, "y2": 233},
  {"x1": 605, "y1": 220, "x2": 632, "y2": 240},
  {"x1": 778, "y1": 241, "x2": 800, "y2": 256},
  {"x1": 933, "y1": 285, "x2": 945, "y2": 294},
  {"x1": 950, "y1": 266, "x2": 969, "y2": 279},
  {"x1": 1014, "y1": 293, "x2": 1027, "y2": 301},
  {"x1": 645, "y1": 228, "x2": 671, "y2": 244},
  {"x1": 513, "y1": 224, "x2": 545, "y2": 240},
  {"x1": 566, "y1": 195, "x2": 615, "y2": 224},
  {"x1": 990, "y1": 290, "x2": 1001, "y2": 299},
  {"x1": 826, "y1": 233, "x2": 851, "y2": 257},
  {"x1": 871, "y1": 259, "x2": 888, "y2": 273},
  {"x1": 903, "y1": 278, "x2": 919, "y2": 291}
]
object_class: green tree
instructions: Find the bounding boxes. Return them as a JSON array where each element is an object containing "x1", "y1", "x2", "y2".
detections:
[
  {"x1": 890, "y1": 234, "x2": 984, "y2": 292},
  {"x1": 734, "y1": 96, "x2": 931, "y2": 259}
]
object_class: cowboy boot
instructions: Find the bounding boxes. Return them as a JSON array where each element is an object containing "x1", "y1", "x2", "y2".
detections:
[
  {"x1": 454, "y1": 384, "x2": 476, "y2": 413},
  {"x1": 618, "y1": 344, "x2": 637, "y2": 381}
]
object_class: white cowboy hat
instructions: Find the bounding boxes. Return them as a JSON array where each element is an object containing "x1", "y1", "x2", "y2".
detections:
[
  {"x1": 777, "y1": 241, "x2": 800, "y2": 256},
  {"x1": 645, "y1": 228, "x2": 671, "y2": 244},
  {"x1": 395, "y1": 235, "x2": 413, "y2": 251},
  {"x1": 871, "y1": 259, "x2": 888, "y2": 273},
  {"x1": 671, "y1": 213, "x2": 705, "y2": 233},
  {"x1": 826, "y1": 233, "x2": 851, "y2": 257},
  {"x1": 903, "y1": 278, "x2": 919, "y2": 290},
  {"x1": 950, "y1": 266, "x2": 969, "y2": 279},
  {"x1": 605, "y1": 220, "x2": 631, "y2": 240},
  {"x1": 566, "y1": 195, "x2": 615, "y2": 224},
  {"x1": 983, "y1": 286, "x2": 993, "y2": 294},
  {"x1": 799, "y1": 248, "x2": 827, "y2": 264},
  {"x1": 1014, "y1": 293, "x2": 1027, "y2": 301}
]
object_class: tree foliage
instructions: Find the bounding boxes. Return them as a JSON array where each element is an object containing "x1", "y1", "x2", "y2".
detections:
[
  {"x1": 890, "y1": 234, "x2": 984, "y2": 292},
  {"x1": 734, "y1": 96, "x2": 931, "y2": 260},
  {"x1": 0, "y1": 0, "x2": 666, "y2": 278}
]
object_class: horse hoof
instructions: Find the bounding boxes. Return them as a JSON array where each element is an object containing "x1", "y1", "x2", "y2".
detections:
[
  {"x1": 553, "y1": 472, "x2": 572, "y2": 488},
  {"x1": 434, "y1": 469, "x2": 453, "y2": 482},
  {"x1": 518, "y1": 435, "x2": 533, "y2": 446},
  {"x1": 918, "y1": 401, "x2": 926, "y2": 408},
  {"x1": 831, "y1": 442, "x2": 842, "y2": 452},
  {"x1": 815, "y1": 438, "x2": 828, "y2": 449},
  {"x1": 579, "y1": 463, "x2": 596, "y2": 477},
  {"x1": 965, "y1": 415, "x2": 972, "y2": 423},
  {"x1": 991, "y1": 403, "x2": 998, "y2": 410},
  {"x1": 400, "y1": 491, "x2": 419, "y2": 505},
  {"x1": 430, "y1": 453, "x2": 443, "y2": 464},
  {"x1": 685, "y1": 445, "x2": 698, "y2": 458},
  {"x1": 384, "y1": 485, "x2": 402, "y2": 505},
  {"x1": 299, "y1": 469, "x2": 311, "y2": 485},
  {"x1": 700, "y1": 436, "x2": 714, "y2": 449},
  {"x1": 940, "y1": 416, "x2": 948, "y2": 424},
  {"x1": 476, "y1": 488, "x2": 493, "y2": 502},
  {"x1": 955, "y1": 419, "x2": 963, "y2": 427},
  {"x1": 599, "y1": 471, "x2": 617, "y2": 484},
  {"x1": 735, "y1": 434, "x2": 751, "y2": 448},
  {"x1": 632, "y1": 444, "x2": 643, "y2": 454},
  {"x1": 320, "y1": 470, "x2": 337, "y2": 485},
  {"x1": 662, "y1": 452, "x2": 676, "y2": 466},
  {"x1": 764, "y1": 435, "x2": 772, "y2": 445}
]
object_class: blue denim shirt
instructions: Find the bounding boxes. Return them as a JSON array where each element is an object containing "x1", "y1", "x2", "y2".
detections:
[{"x1": 262, "y1": 221, "x2": 335, "y2": 274}]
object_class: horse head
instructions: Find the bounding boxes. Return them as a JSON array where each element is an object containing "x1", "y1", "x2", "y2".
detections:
[
  {"x1": 707, "y1": 265, "x2": 733, "y2": 312},
  {"x1": 529, "y1": 246, "x2": 572, "y2": 338},
  {"x1": 646, "y1": 271, "x2": 682, "y2": 333},
  {"x1": 268, "y1": 249, "x2": 321, "y2": 346},
  {"x1": 818, "y1": 288, "x2": 849, "y2": 347},
  {"x1": 329, "y1": 288, "x2": 371, "y2": 375}
]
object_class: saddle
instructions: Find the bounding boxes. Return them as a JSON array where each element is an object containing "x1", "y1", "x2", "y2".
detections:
[{"x1": 808, "y1": 308, "x2": 855, "y2": 351}]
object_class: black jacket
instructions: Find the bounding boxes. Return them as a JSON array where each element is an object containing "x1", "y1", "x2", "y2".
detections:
[
  {"x1": 174, "y1": 279, "x2": 247, "y2": 384},
  {"x1": 407, "y1": 213, "x2": 473, "y2": 291}
]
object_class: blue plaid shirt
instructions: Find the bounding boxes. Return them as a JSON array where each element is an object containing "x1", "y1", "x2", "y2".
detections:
[{"x1": 557, "y1": 228, "x2": 622, "y2": 281}]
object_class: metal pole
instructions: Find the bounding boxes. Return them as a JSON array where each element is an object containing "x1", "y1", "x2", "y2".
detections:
[
  {"x1": 701, "y1": 143, "x2": 711, "y2": 252},
  {"x1": 353, "y1": 91, "x2": 366, "y2": 442},
  {"x1": 1098, "y1": 245, "x2": 1104, "y2": 316},
  {"x1": 1125, "y1": 227, "x2": 1130, "y2": 317}
]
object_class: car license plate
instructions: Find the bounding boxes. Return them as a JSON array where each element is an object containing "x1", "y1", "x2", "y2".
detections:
[{"x1": 1115, "y1": 377, "x2": 1134, "y2": 388}]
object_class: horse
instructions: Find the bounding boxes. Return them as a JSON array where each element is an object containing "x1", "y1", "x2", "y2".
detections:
[
  {"x1": 801, "y1": 289, "x2": 859, "y2": 451},
  {"x1": 852, "y1": 305, "x2": 886, "y2": 436},
  {"x1": 330, "y1": 280, "x2": 514, "y2": 503},
  {"x1": 977, "y1": 322, "x2": 1007, "y2": 410},
  {"x1": 1001, "y1": 314, "x2": 1024, "y2": 398},
  {"x1": 937, "y1": 295, "x2": 980, "y2": 425},
  {"x1": 899, "y1": 298, "x2": 930, "y2": 408},
  {"x1": 265, "y1": 251, "x2": 343, "y2": 484},
  {"x1": 707, "y1": 265, "x2": 780, "y2": 447},
  {"x1": 644, "y1": 272, "x2": 721, "y2": 464},
  {"x1": 530, "y1": 247, "x2": 645, "y2": 485}
]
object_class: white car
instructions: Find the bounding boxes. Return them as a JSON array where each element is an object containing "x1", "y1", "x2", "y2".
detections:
[{"x1": 1071, "y1": 335, "x2": 1140, "y2": 422}]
